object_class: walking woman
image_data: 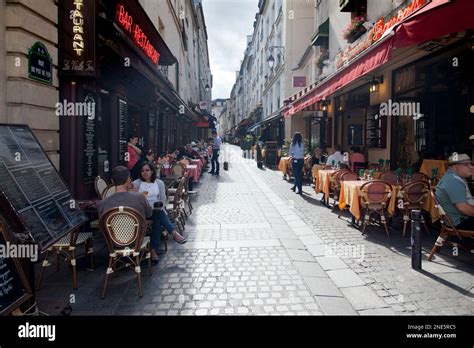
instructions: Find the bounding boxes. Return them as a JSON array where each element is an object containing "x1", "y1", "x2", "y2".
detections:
[{"x1": 290, "y1": 132, "x2": 305, "y2": 195}]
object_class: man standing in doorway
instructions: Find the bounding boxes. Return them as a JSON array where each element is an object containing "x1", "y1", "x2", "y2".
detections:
[{"x1": 209, "y1": 130, "x2": 221, "y2": 176}]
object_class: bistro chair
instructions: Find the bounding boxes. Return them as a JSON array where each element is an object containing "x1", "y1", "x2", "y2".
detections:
[
  {"x1": 408, "y1": 172, "x2": 429, "y2": 183},
  {"x1": 359, "y1": 180, "x2": 393, "y2": 237},
  {"x1": 37, "y1": 229, "x2": 94, "y2": 290},
  {"x1": 399, "y1": 181, "x2": 430, "y2": 237},
  {"x1": 94, "y1": 176, "x2": 109, "y2": 199},
  {"x1": 285, "y1": 159, "x2": 293, "y2": 181},
  {"x1": 99, "y1": 206, "x2": 151, "y2": 299},
  {"x1": 171, "y1": 163, "x2": 186, "y2": 177},
  {"x1": 427, "y1": 188, "x2": 474, "y2": 261},
  {"x1": 380, "y1": 172, "x2": 398, "y2": 185},
  {"x1": 102, "y1": 185, "x2": 116, "y2": 199},
  {"x1": 166, "y1": 177, "x2": 187, "y2": 233},
  {"x1": 338, "y1": 172, "x2": 359, "y2": 218},
  {"x1": 329, "y1": 169, "x2": 350, "y2": 209},
  {"x1": 155, "y1": 163, "x2": 164, "y2": 178}
]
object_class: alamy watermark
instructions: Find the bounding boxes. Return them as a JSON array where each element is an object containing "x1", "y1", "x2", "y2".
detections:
[
  {"x1": 55, "y1": 94, "x2": 96, "y2": 120},
  {"x1": 0, "y1": 242, "x2": 38, "y2": 262},
  {"x1": 377, "y1": 99, "x2": 423, "y2": 120}
]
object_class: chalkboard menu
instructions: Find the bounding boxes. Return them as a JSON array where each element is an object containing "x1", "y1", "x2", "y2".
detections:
[
  {"x1": 0, "y1": 125, "x2": 88, "y2": 251},
  {"x1": 0, "y1": 216, "x2": 32, "y2": 315},
  {"x1": 348, "y1": 124, "x2": 364, "y2": 146},
  {"x1": 83, "y1": 93, "x2": 98, "y2": 181},
  {"x1": 365, "y1": 105, "x2": 387, "y2": 148},
  {"x1": 118, "y1": 99, "x2": 128, "y2": 165}
]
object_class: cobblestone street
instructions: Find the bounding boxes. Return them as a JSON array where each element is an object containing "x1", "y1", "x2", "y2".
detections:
[{"x1": 37, "y1": 144, "x2": 474, "y2": 316}]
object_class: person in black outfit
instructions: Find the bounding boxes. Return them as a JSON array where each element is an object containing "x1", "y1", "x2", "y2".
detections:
[{"x1": 310, "y1": 147, "x2": 326, "y2": 166}]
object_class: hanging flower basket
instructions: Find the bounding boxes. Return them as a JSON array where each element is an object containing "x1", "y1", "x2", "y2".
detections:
[{"x1": 343, "y1": 16, "x2": 367, "y2": 43}]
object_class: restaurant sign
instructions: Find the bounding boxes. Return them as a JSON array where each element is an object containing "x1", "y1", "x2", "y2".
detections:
[
  {"x1": 28, "y1": 42, "x2": 52, "y2": 85},
  {"x1": 116, "y1": 3, "x2": 161, "y2": 65},
  {"x1": 59, "y1": 0, "x2": 96, "y2": 77},
  {"x1": 335, "y1": 0, "x2": 428, "y2": 69}
]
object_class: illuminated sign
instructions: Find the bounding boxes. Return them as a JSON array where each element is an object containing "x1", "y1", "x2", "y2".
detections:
[
  {"x1": 116, "y1": 3, "x2": 161, "y2": 65},
  {"x1": 336, "y1": 0, "x2": 427, "y2": 69},
  {"x1": 72, "y1": 0, "x2": 85, "y2": 56}
]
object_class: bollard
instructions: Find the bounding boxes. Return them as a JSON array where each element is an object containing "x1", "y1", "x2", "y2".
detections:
[{"x1": 411, "y1": 210, "x2": 422, "y2": 270}]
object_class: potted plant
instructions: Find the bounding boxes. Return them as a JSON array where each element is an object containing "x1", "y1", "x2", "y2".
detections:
[
  {"x1": 241, "y1": 134, "x2": 255, "y2": 152},
  {"x1": 342, "y1": 16, "x2": 367, "y2": 43}
]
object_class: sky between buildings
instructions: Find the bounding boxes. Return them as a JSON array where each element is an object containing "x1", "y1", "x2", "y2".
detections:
[{"x1": 203, "y1": 0, "x2": 259, "y2": 100}]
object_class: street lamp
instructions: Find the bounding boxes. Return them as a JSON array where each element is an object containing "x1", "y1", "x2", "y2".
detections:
[
  {"x1": 205, "y1": 84, "x2": 210, "y2": 92},
  {"x1": 267, "y1": 46, "x2": 285, "y2": 70}
]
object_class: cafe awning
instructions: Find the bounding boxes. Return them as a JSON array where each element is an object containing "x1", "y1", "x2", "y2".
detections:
[
  {"x1": 284, "y1": 0, "x2": 471, "y2": 117},
  {"x1": 311, "y1": 18, "x2": 329, "y2": 46},
  {"x1": 247, "y1": 123, "x2": 261, "y2": 134},
  {"x1": 238, "y1": 117, "x2": 253, "y2": 128}
]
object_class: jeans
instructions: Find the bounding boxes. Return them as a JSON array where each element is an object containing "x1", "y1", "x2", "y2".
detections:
[
  {"x1": 292, "y1": 158, "x2": 304, "y2": 193},
  {"x1": 151, "y1": 209, "x2": 175, "y2": 251},
  {"x1": 211, "y1": 149, "x2": 220, "y2": 173}
]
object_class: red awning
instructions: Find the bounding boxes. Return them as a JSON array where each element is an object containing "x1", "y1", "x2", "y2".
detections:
[
  {"x1": 285, "y1": 37, "x2": 394, "y2": 117},
  {"x1": 284, "y1": 0, "x2": 474, "y2": 117},
  {"x1": 194, "y1": 115, "x2": 209, "y2": 128},
  {"x1": 393, "y1": 0, "x2": 474, "y2": 48}
]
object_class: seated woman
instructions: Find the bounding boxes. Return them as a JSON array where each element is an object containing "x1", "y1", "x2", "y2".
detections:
[
  {"x1": 311, "y1": 147, "x2": 326, "y2": 166},
  {"x1": 133, "y1": 162, "x2": 187, "y2": 263}
]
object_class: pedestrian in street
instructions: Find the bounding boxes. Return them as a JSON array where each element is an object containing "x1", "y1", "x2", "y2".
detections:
[
  {"x1": 290, "y1": 132, "x2": 305, "y2": 195},
  {"x1": 209, "y1": 130, "x2": 221, "y2": 176}
]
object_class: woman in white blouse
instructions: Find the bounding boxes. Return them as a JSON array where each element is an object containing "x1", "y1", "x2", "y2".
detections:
[{"x1": 133, "y1": 162, "x2": 186, "y2": 263}]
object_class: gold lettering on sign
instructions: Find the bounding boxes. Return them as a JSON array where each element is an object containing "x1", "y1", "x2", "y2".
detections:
[{"x1": 72, "y1": 0, "x2": 85, "y2": 56}]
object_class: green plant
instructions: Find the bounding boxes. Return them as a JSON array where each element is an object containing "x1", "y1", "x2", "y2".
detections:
[{"x1": 241, "y1": 134, "x2": 255, "y2": 151}]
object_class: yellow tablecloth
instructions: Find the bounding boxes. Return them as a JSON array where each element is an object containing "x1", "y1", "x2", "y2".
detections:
[
  {"x1": 338, "y1": 181, "x2": 439, "y2": 222},
  {"x1": 316, "y1": 170, "x2": 337, "y2": 197},
  {"x1": 419, "y1": 159, "x2": 449, "y2": 178},
  {"x1": 278, "y1": 157, "x2": 291, "y2": 175}
]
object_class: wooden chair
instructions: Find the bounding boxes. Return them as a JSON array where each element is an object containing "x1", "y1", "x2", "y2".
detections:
[
  {"x1": 171, "y1": 163, "x2": 186, "y2": 177},
  {"x1": 94, "y1": 176, "x2": 109, "y2": 199},
  {"x1": 329, "y1": 169, "x2": 350, "y2": 209},
  {"x1": 102, "y1": 185, "x2": 116, "y2": 199},
  {"x1": 99, "y1": 206, "x2": 151, "y2": 299},
  {"x1": 408, "y1": 172, "x2": 430, "y2": 183},
  {"x1": 380, "y1": 172, "x2": 398, "y2": 185},
  {"x1": 359, "y1": 180, "x2": 393, "y2": 237},
  {"x1": 166, "y1": 177, "x2": 187, "y2": 233},
  {"x1": 338, "y1": 172, "x2": 359, "y2": 218},
  {"x1": 37, "y1": 229, "x2": 94, "y2": 290},
  {"x1": 427, "y1": 188, "x2": 474, "y2": 261},
  {"x1": 399, "y1": 181, "x2": 430, "y2": 237}
]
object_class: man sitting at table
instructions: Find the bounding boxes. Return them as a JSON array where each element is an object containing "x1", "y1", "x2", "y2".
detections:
[
  {"x1": 185, "y1": 143, "x2": 199, "y2": 159},
  {"x1": 326, "y1": 144, "x2": 347, "y2": 167},
  {"x1": 436, "y1": 153, "x2": 474, "y2": 230}
]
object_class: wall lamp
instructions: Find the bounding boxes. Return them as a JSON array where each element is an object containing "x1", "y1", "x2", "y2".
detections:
[
  {"x1": 369, "y1": 76, "x2": 384, "y2": 93},
  {"x1": 320, "y1": 99, "x2": 330, "y2": 111}
]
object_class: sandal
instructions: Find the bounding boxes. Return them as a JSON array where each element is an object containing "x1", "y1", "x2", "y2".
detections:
[{"x1": 172, "y1": 232, "x2": 187, "y2": 244}]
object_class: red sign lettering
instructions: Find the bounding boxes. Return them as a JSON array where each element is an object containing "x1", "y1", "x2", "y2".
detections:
[{"x1": 116, "y1": 3, "x2": 160, "y2": 65}]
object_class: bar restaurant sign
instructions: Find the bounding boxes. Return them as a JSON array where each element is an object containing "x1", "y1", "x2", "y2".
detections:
[
  {"x1": 115, "y1": 2, "x2": 161, "y2": 65},
  {"x1": 28, "y1": 42, "x2": 52, "y2": 85},
  {"x1": 59, "y1": 0, "x2": 95, "y2": 77},
  {"x1": 335, "y1": 0, "x2": 428, "y2": 69}
]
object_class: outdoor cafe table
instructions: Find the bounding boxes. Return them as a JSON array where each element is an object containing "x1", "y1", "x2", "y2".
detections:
[
  {"x1": 315, "y1": 169, "x2": 337, "y2": 197},
  {"x1": 338, "y1": 180, "x2": 439, "y2": 222},
  {"x1": 162, "y1": 164, "x2": 200, "y2": 182},
  {"x1": 419, "y1": 159, "x2": 449, "y2": 178},
  {"x1": 190, "y1": 158, "x2": 203, "y2": 173}
]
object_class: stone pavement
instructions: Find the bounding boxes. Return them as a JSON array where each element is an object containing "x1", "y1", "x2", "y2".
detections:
[{"x1": 35, "y1": 144, "x2": 474, "y2": 315}]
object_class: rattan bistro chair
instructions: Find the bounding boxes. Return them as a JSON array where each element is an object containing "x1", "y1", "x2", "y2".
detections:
[
  {"x1": 428, "y1": 188, "x2": 474, "y2": 261},
  {"x1": 359, "y1": 180, "x2": 393, "y2": 237},
  {"x1": 94, "y1": 176, "x2": 109, "y2": 199},
  {"x1": 171, "y1": 163, "x2": 186, "y2": 177},
  {"x1": 37, "y1": 229, "x2": 93, "y2": 290},
  {"x1": 99, "y1": 206, "x2": 151, "y2": 299},
  {"x1": 399, "y1": 181, "x2": 430, "y2": 237},
  {"x1": 380, "y1": 172, "x2": 398, "y2": 185}
]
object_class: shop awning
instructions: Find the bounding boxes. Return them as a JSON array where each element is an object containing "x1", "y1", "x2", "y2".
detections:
[
  {"x1": 393, "y1": 0, "x2": 474, "y2": 49},
  {"x1": 262, "y1": 112, "x2": 283, "y2": 124},
  {"x1": 238, "y1": 117, "x2": 253, "y2": 128},
  {"x1": 284, "y1": 36, "x2": 393, "y2": 117},
  {"x1": 194, "y1": 115, "x2": 209, "y2": 128},
  {"x1": 247, "y1": 123, "x2": 261, "y2": 134},
  {"x1": 311, "y1": 18, "x2": 329, "y2": 46},
  {"x1": 284, "y1": 0, "x2": 472, "y2": 117}
]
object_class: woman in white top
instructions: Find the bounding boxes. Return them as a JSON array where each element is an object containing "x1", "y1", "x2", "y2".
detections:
[
  {"x1": 133, "y1": 162, "x2": 186, "y2": 263},
  {"x1": 290, "y1": 132, "x2": 305, "y2": 195}
]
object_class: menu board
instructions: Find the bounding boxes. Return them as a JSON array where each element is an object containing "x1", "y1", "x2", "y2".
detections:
[
  {"x1": 0, "y1": 125, "x2": 88, "y2": 251},
  {"x1": 118, "y1": 99, "x2": 128, "y2": 165},
  {"x1": 83, "y1": 93, "x2": 98, "y2": 181},
  {"x1": 0, "y1": 216, "x2": 32, "y2": 315},
  {"x1": 365, "y1": 105, "x2": 387, "y2": 148}
]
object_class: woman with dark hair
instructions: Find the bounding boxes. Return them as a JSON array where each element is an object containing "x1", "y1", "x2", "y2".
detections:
[
  {"x1": 290, "y1": 132, "x2": 305, "y2": 195},
  {"x1": 133, "y1": 162, "x2": 186, "y2": 264}
]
